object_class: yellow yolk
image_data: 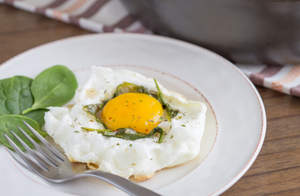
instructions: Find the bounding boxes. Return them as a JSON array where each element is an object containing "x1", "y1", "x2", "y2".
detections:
[{"x1": 101, "y1": 93, "x2": 163, "y2": 134}]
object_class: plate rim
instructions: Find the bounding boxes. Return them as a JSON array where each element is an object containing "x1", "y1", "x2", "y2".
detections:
[
  {"x1": 0, "y1": 33, "x2": 267, "y2": 196},
  {"x1": 211, "y1": 64, "x2": 266, "y2": 196}
]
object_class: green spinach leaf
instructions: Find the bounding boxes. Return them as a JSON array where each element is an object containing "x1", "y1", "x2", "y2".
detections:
[
  {"x1": 0, "y1": 76, "x2": 33, "y2": 115},
  {"x1": 114, "y1": 82, "x2": 157, "y2": 98},
  {"x1": 24, "y1": 109, "x2": 48, "y2": 127},
  {"x1": 23, "y1": 65, "x2": 78, "y2": 114},
  {"x1": 114, "y1": 82, "x2": 147, "y2": 97},
  {"x1": 82, "y1": 126, "x2": 165, "y2": 143},
  {"x1": 0, "y1": 76, "x2": 48, "y2": 127},
  {"x1": 154, "y1": 79, "x2": 179, "y2": 119},
  {"x1": 0, "y1": 114, "x2": 47, "y2": 151}
]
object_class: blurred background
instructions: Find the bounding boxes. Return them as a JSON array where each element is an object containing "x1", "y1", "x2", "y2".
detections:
[
  {"x1": 122, "y1": 0, "x2": 300, "y2": 65},
  {"x1": 1, "y1": 1, "x2": 300, "y2": 195}
]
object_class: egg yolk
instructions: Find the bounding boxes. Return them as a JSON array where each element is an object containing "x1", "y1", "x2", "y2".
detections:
[{"x1": 101, "y1": 93, "x2": 163, "y2": 134}]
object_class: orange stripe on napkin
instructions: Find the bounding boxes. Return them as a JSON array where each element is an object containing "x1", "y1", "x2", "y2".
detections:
[
  {"x1": 272, "y1": 65, "x2": 300, "y2": 91},
  {"x1": 249, "y1": 65, "x2": 282, "y2": 86},
  {"x1": 62, "y1": 0, "x2": 88, "y2": 13},
  {"x1": 36, "y1": 0, "x2": 68, "y2": 14},
  {"x1": 52, "y1": 0, "x2": 88, "y2": 20}
]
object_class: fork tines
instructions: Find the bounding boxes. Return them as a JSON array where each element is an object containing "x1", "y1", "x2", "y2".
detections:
[{"x1": 4, "y1": 121, "x2": 65, "y2": 173}]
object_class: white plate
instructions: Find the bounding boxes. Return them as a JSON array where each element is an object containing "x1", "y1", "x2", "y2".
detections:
[{"x1": 0, "y1": 34, "x2": 266, "y2": 196}]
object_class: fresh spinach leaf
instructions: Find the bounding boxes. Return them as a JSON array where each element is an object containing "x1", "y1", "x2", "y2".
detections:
[
  {"x1": 0, "y1": 76, "x2": 48, "y2": 127},
  {"x1": 0, "y1": 114, "x2": 47, "y2": 151},
  {"x1": 23, "y1": 65, "x2": 78, "y2": 114},
  {"x1": 0, "y1": 76, "x2": 33, "y2": 115},
  {"x1": 24, "y1": 109, "x2": 48, "y2": 127}
]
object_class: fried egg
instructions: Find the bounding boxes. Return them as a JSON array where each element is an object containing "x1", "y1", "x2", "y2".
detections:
[{"x1": 44, "y1": 66, "x2": 207, "y2": 180}]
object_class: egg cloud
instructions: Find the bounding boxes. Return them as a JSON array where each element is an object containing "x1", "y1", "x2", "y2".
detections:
[{"x1": 44, "y1": 66, "x2": 207, "y2": 181}]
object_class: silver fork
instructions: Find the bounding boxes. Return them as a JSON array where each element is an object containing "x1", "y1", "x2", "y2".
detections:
[{"x1": 4, "y1": 121, "x2": 161, "y2": 196}]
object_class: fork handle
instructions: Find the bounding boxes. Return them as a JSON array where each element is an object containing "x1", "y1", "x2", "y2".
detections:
[{"x1": 80, "y1": 170, "x2": 161, "y2": 196}]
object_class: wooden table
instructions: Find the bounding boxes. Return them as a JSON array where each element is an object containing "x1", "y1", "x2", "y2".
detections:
[{"x1": 1, "y1": 5, "x2": 300, "y2": 196}]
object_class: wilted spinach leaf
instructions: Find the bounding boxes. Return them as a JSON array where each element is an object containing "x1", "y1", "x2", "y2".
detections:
[
  {"x1": 154, "y1": 79, "x2": 179, "y2": 119},
  {"x1": 82, "y1": 126, "x2": 165, "y2": 143}
]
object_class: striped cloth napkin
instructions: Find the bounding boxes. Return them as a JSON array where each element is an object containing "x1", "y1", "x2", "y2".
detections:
[{"x1": 2, "y1": 0, "x2": 300, "y2": 97}]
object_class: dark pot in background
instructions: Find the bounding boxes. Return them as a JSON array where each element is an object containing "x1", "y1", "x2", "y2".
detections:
[{"x1": 122, "y1": 0, "x2": 300, "y2": 64}]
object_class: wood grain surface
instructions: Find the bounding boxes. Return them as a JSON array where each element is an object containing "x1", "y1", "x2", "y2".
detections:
[{"x1": 1, "y1": 5, "x2": 300, "y2": 196}]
